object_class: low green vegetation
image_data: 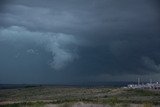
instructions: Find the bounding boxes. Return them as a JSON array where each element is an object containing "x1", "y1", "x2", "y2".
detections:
[
  {"x1": 128, "y1": 89, "x2": 159, "y2": 96},
  {"x1": 0, "y1": 86, "x2": 160, "y2": 106}
]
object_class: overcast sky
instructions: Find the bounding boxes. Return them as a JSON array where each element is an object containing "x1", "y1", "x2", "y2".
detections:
[{"x1": 0, "y1": 0, "x2": 160, "y2": 84}]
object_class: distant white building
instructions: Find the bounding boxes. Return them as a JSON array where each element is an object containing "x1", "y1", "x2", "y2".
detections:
[{"x1": 127, "y1": 78, "x2": 160, "y2": 90}]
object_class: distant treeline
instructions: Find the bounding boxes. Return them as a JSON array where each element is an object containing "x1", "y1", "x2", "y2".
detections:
[
  {"x1": 0, "y1": 84, "x2": 42, "y2": 89},
  {"x1": 0, "y1": 81, "x2": 139, "y2": 89}
]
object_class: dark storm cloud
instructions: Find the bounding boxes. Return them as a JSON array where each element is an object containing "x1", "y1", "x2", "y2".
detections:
[
  {"x1": 0, "y1": 26, "x2": 80, "y2": 70},
  {"x1": 0, "y1": 0, "x2": 160, "y2": 83}
]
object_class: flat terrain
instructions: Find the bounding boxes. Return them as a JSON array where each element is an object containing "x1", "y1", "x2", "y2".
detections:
[{"x1": 0, "y1": 86, "x2": 160, "y2": 106}]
